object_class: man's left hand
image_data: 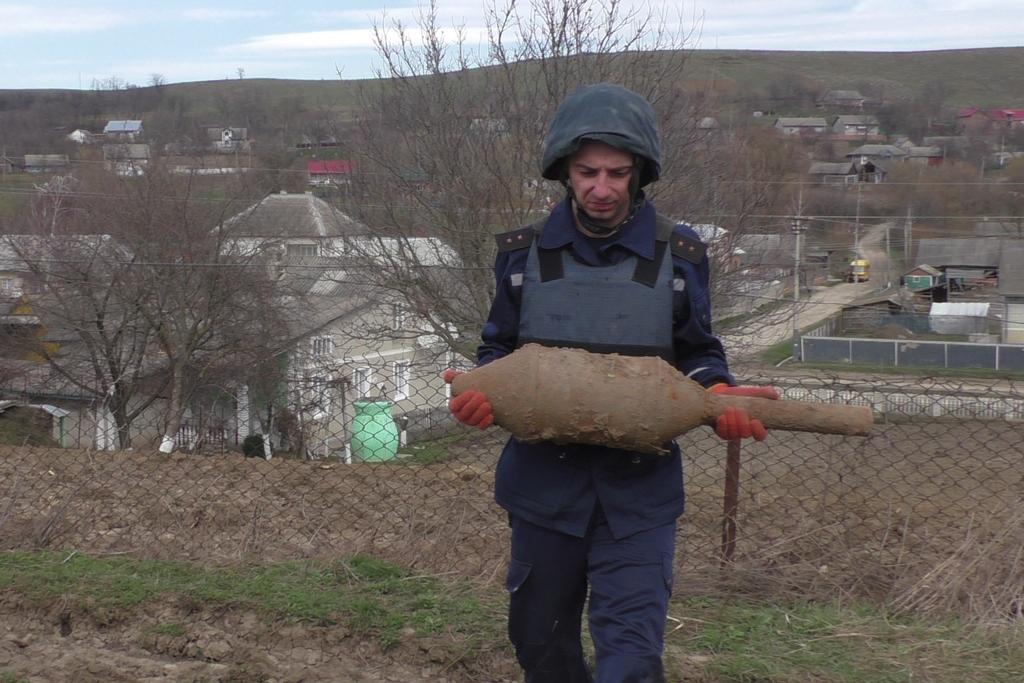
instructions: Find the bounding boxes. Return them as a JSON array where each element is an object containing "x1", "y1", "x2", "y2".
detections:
[{"x1": 708, "y1": 384, "x2": 780, "y2": 442}]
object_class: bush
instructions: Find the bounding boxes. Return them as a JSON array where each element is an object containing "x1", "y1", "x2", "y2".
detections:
[{"x1": 241, "y1": 434, "x2": 265, "y2": 458}]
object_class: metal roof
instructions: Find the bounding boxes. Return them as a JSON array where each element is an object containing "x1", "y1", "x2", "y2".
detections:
[
  {"x1": 104, "y1": 120, "x2": 143, "y2": 133},
  {"x1": 846, "y1": 145, "x2": 907, "y2": 158},
  {"x1": 915, "y1": 238, "x2": 1002, "y2": 269},
  {"x1": 833, "y1": 115, "x2": 879, "y2": 125},
  {"x1": 775, "y1": 117, "x2": 828, "y2": 127},
  {"x1": 808, "y1": 161, "x2": 856, "y2": 175},
  {"x1": 225, "y1": 193, "x2": 371, "y2": 239}
]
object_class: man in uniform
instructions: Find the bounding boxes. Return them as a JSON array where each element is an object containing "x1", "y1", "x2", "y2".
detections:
[{"x1": 445, "y1": 83, "x2": 778, "y2": 682}]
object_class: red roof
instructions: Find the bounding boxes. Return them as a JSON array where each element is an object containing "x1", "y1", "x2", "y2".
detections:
[
  {"x1": 957, "y1": 107, "x2": 1024, "y2": 122},
  {"x1": 988, "y1": 109, "x2": 1024, "y2": 122},
  {"x1": 307, "y1": 160, "x2": 353, "y2": 174}
]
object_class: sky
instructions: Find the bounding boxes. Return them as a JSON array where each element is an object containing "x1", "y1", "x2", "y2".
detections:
[{"x1": 1, "y1": 1, "x2": 1021, "y2": 90}]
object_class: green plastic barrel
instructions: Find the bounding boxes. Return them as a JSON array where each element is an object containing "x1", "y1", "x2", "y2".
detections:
[{"x1": 350, "y1": 401, "x2": 399, "y2": 462}]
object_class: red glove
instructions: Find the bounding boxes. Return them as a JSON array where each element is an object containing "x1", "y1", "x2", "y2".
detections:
[
  {"x1": 443, "y1": 369, "x2": 494, "y2": 430},
  {"x1": 708, "y1": 383, "x2": 780, "y2": 442}
]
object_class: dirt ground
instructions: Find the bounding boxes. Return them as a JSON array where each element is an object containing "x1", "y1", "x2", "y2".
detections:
[
  {"x1": 1, "y1": 418, "x2": 1021, "y2": 681},
  {"x1": 0, "y1": 591, "x2": 518, "y2": 682}
]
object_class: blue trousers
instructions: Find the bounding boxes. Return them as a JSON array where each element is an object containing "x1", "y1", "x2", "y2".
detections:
[{"x1": 506, "y1": 509, "x2": 676, "y2": 683}]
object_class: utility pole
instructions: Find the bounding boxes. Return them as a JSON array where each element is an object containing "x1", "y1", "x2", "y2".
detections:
[
  {"x1": 854, "y1": 182, "x2": 862, "y2": 255},
  {"x1": 885, "y1": 220, "x2": 891, "y2": 288},
  {"x1": 791, "y1": 189, "x2": 806, "y2": 361},
  {"x1": 905, "y1": 205, "x2": 913, "y2": 264}
]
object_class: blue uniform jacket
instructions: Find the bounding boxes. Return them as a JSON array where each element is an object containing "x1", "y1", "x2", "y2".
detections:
[{"x1": 477, "y1": 197, "x2": 734, "y2": 539}]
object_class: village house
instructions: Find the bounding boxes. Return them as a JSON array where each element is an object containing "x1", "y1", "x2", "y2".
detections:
[
  {"x1": 307, "y1": 160, "x2": 354, "y2": 188},
  {"x1": 958, "y1": 107, "x2": 1024, "y2": 134},
  {"x1": 818, "y1": 90, "x2": 866, "y2": 109},
  {"x1": 103, "y1": 143, "x2": 151, "y2": 176},
  {"x1": 205, "y1": 126, "x2": 249, "y2": 152},
  {"x1": 23, "y1": 154, "x2": 70, "y2": 174},
  {"x1": 222, "y1": 192, "x2": 459, "y2": 459},
  {"x1": 66, "y1": 129, "x2": 99, "y2": 144},
  {"x1": 774, "y1": 117, "x2": 828, "y2": 136},
  {"x1": 103, "y1": 120, "x2": 144, "y2": 140},
  {"x1": 831, "y1": 115, "x2": 880, "y2": 136}
]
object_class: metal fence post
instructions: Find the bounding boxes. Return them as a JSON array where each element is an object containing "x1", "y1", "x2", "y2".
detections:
[{"x1": 721, "y1": 438, "x2": 742, "y2": 565}]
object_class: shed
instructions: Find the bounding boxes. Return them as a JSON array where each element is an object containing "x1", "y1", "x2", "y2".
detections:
[
  {"x1": 929, "y1": 302, "x2": 991, "y2": 335},
  {"x1": 808, "y1": 161, "x2": 858, "y2": 185},
  {"x1": 907, "y1": 146, "x2": 943, "y2": 165},
  {"x1": 904, "y1": 264, "x2": 945, "y2": 292}
]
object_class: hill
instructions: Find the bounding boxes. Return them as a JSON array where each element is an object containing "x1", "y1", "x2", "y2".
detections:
[{"x1": 2, "y1": 46, "x2": 1023, "y2": 115}]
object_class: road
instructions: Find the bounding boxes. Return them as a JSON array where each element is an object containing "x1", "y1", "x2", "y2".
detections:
[{"x1": 721, "y1": 222, "x2": 894, "y2": 361}]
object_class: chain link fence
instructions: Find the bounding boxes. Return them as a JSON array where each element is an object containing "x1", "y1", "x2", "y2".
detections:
[{"x1": 1, "y1": 340, "x2": 1022, "y2": 623}]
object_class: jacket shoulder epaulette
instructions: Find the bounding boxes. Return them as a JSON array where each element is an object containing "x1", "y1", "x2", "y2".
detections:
[
  {"x1": 668, "y1": 225, "x2": 707, "y2": 264},
  {"x1": 495, "y1": 225, "x2": 539, "y2": 252}
]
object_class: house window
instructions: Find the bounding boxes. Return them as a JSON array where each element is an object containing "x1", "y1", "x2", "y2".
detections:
[
  {"x1": 287, "y1": 243, "x2": 318, "y2": 259},
  {"x1": 392, "y1": 304, "x2": 406, "y2": 331},
  {"x1": 311, "y1": 335, "x2": 334, "y2": 357},
  {"x1": 0, "y1": 278, "x2": 12, "y2": 294},
  {"x1": 353, "y1": 367, "x2": 372, "y2": 398},
  {"x1": 307, "y1": 374, "x2": 330, "y2": 416},
  {"x1": 392, "y1": 361, "x2": 411, "y2": 400}
]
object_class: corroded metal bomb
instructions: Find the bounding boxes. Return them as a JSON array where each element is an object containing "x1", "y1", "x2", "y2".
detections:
[{"x1": 451, "y1": 344, "x2": 873, "y2": 454}]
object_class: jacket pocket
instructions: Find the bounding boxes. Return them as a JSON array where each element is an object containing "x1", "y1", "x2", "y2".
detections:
[{"x1": 662, "y1": 553, "x2": 675, "y2": 596}]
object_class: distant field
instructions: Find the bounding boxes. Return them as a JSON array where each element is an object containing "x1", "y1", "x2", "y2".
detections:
[
  {"x1": 0, "y1": 173, "x2": 37, "y2": 220},
  {"x1": 686, "y1": 47, "x2": 1024, "y2": 108},
  {"x1": 2, "y1": 46, "x2": 1022, "y2": 115}
]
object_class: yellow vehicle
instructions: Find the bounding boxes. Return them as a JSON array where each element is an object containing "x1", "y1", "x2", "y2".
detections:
[{"x1": 848, "y1": 258, "x2": 870, "y2": 283}]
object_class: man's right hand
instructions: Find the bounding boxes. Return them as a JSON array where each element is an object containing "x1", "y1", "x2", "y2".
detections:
[{"x1": 443, "y1": 370, "x2": 494, "y2": 430}]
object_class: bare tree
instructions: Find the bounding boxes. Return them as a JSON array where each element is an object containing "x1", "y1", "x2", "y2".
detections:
[
  {"x1": 1, "y1": 179, "x2": 163, "y2": 448},
  {"x1": 330, "y1": 0, "x2": 710, "y2": 358},
  {"x1": 1, "y1": 167, "x2": 293, "y2": 452}
]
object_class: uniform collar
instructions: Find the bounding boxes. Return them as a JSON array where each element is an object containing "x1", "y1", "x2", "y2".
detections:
[{"x1": 538, "y1": 197, "x2": 656, "y2": 260}]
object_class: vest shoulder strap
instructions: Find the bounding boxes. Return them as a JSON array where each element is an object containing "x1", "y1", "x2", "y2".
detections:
[
  {"x1": 668, "y1": 223, "x2": 707, "y2": 264},
  {"x1": 494, "y1": 224, "x2": 538, "y2": 252}
]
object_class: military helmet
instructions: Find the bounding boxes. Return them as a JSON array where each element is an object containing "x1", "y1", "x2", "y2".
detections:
[{"x1": 541, "y1": 83, "x2": 661, "y2": 187}]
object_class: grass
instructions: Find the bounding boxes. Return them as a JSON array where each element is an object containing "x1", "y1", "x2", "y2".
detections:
[
  {"x1": 0, "y1": 173, "x2": 38, "y2": 219},
  {"x1": 399, "y1": 433, "x2": 474, "y2": 465},
  {"x1": 665, "y1": 598, "x2": 1024, "y2": 683},
  {"x1": 0, "y1": 551, "x2": 505, "y2": 652},
  {"x1": 1, "y1": 551, "x2": 1021, "y2": 681},
  {"x1": 0, "y1": 414, "x2": 60, "y2": 448}
]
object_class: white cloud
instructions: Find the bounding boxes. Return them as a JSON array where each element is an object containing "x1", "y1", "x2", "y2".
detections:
[
  {"x1": 224, "y1": 25, "x2": 490, "y2": 54},
  {"x1": 182, "y1": 9, "x2": 275, "y2": 22},
  {"x1": 0, "y1": 4, "x2": 126, "y2": 35}
]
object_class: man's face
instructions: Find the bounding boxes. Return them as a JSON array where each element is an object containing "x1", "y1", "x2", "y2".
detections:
[{"x1": 567, "y1": 141, "x2": 634, "y2": 228}]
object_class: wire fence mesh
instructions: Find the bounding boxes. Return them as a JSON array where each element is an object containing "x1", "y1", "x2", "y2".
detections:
[{"x1": 2, "y1": 338, "x2": 1022, "y2": 622}]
